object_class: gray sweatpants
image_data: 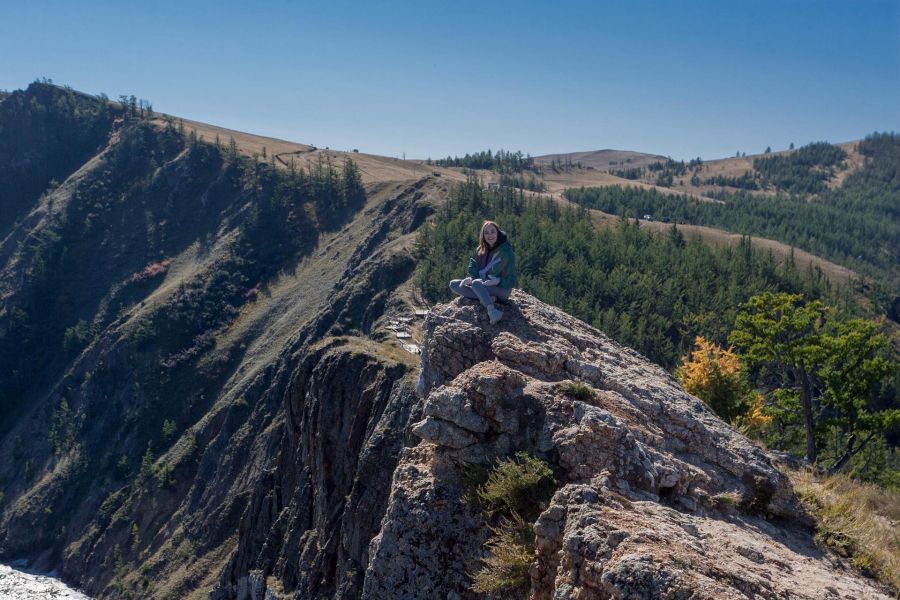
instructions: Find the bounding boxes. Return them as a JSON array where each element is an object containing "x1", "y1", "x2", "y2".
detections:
[{"x1": 449, "y1": 279, "x2": 511, "y2": 308}]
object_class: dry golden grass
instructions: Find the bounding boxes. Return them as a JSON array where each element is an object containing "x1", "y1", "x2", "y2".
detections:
[
  {"x1": 155, "y1": 116, "x2": 465, "y2": 185},
  {"x1": 790, "y1": 469, "x2": 900, "y2": 593},
  {"x1": 322, "y1": 335, "x2": 419, "y2": 369}
]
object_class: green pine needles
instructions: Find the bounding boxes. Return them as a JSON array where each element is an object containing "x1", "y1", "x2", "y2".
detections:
[{"x1": 467, "y1": 452, "x2": 557, "y2": 597}]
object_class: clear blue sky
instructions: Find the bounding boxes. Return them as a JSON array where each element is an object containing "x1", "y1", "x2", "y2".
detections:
[{"x1": 2, "y1": 0, "x2": 898, "y2": 160}]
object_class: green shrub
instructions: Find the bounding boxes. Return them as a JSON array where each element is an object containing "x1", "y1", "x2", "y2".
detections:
[
  {"x1": 471, "y1": 514, "x2": 534, "y2": 598},
  {"x1": 468, "y1": 453, "x2": 556, "y2": 598},
  {"x1": 712, "y1": 491, "x2": 742, "y2": 510},
  {"x1": 161, "y1": 419, "x2": 177, "y2": 442},
  {"x1": 115, "y1": 454, "x2": 130, "y2": 479},
  {"x1": 461, "y1": 462, "x2": 491, "y2": 505},
  {"x1": 560, "y1": 381, "x2": 594, "y2": 401},
  {"x1": 155, "y1": 462, "x2": 175, "y2": 488},
  {"x1": 477, "y1": 452, "x2": 556, "y2": 521}
]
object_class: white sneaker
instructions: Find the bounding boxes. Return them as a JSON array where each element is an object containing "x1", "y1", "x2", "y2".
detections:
[{"x1": 487, "y1": 305, "x2": 504, "y2": 324}]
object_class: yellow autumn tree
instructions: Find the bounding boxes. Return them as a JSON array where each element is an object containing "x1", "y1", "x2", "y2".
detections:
[
  {"x1": 733, "y1": 393, "x2": 774, "y2": 437},
  {"x1": 677, "y1": 336, "x2": 749, "y2": 422}
]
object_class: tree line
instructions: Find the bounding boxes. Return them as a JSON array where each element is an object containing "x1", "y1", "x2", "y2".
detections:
[
  {"x1": 429, "y1": 149, "x2": 535, "y2": 173},
  {"x1": 564, "y1": 133, "x2": 900, "y2": 308}
]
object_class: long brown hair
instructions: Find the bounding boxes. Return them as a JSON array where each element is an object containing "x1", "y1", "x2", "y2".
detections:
[{"x1": 477, "y1": 220, "x2": 500, "y2": 256}]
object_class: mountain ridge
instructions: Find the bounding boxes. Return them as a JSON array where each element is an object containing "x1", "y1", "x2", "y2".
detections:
[{"x1": 0, "y1": 82, "x2": 894, "y2": 599}]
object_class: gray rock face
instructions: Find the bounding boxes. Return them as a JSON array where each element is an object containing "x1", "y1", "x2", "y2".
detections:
[
  {"x1": 364, "y1": 290, "x2": 890, "y2": 599},
  {"x1": 210, "y1": 338, "x2": 421, "y2": 600}
]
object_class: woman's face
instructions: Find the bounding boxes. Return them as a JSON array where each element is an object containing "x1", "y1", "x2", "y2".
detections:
[{"x1": 483, "y1": 224, "x2": 498, "y2": 247}]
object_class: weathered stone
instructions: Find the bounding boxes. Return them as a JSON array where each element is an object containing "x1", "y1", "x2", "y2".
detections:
[
  {"x1": 411, "y1": 416, "x2": 477, "y2": 448},
  {"x1": 367, "y1": 290, "x2": 891, "y2": 600},
  {"x1": 422, "y1": 387, "x2": 490, "y2": 433}
]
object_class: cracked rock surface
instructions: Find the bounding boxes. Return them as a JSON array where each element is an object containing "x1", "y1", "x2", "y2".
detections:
[{"x1": 364, "y1": 290, "x2": 891, "y2": 599}]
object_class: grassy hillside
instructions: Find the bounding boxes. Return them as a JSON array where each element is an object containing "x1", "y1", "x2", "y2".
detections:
[
  {"x1": 563, "y1": 134, "x2": 900, "y2": 312},
  {"x1": 542, "y1": 141, "x2": 865, "y2": 198}
]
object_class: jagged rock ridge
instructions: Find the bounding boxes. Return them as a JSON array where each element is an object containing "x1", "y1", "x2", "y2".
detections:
[{"x1": 362, "y1": 291, "x2": 890, "y2": 599}]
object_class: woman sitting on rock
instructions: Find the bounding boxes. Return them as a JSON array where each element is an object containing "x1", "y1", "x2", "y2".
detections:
[{"x1": 449, "y1": 220, "x2": 517, "y2": 324}]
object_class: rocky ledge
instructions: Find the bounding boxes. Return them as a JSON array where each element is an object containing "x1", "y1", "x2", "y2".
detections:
[{"x1": 363, "y1": 291, "x2": 889, "y2": 599}]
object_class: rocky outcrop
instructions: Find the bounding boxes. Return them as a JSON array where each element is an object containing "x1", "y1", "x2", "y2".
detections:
[{"x1": 365, "y1": 290, "x2": 890, "y2": 599}]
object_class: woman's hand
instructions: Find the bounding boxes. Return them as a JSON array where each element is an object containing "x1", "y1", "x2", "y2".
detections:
[{"x1": 462, "y1": 276, "x2": 473, "y2": 286}]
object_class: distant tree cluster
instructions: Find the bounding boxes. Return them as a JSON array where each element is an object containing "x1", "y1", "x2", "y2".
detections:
[
  {"x1": 753, "y1": 141, "x2": 847, "y2": 194},
  {"x1": 117, "y1": 95, "x2": 154, "y2": 120},
  {"x1": 610, "y1": 167, "x2": 642, "y2": 180},
  {"x1": 703, "y1": 171, "x2": 760, "y2": 190},
  {"x1": 564, "y1": 136, "x2": 900, "y2": 306},
  {"x1": 612, "y1": 157, "x2": 703, "y2": 188},
  {"x1": 648, "y1": 158, "x2": 688, "y2": 176},
  {"x1": 430, "y1": 149, "x2": 535, "y2": 173},
  {"x1": 543, "y1": 155, "x2": 583, "y2": 173},
  {"x1": 499, "y1": 172, "x2": 546, "y2": 192}
]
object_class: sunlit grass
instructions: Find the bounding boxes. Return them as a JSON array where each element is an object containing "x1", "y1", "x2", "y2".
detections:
[{"x1": 790, "y1": 468, "x2": 900, "y2": 592}]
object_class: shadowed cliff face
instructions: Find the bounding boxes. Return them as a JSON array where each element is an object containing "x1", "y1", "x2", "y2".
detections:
[
  {"x1": 362, "y1": 291, "x2": 891, "y2": 600},
  {"x1": 208, "y1": 338, "x2": 420, "y2": 600}
]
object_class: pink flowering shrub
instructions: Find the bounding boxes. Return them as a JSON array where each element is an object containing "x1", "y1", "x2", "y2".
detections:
[{"x1": 131, "y1": 259, "x2": 172, "y2": 283}]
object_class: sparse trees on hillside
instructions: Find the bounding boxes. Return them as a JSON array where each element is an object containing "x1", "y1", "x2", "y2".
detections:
[{"x1": 563, "y1": 136, "x2": 900, "y2": 300}]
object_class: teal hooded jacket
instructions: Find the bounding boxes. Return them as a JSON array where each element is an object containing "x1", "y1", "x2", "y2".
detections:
[{"x1": 467, "y1": 230, "x2": 517, "y2": 289}]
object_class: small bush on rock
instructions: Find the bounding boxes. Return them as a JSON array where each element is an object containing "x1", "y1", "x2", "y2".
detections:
[
  {"x1": 469, "y1": 453, "x2": 557, "y2": 598},
  {"x1": 561, "y1": 381, "x2": 594, "y2": 400},
  {"x1": 471, "y1": 514, "x2": 534, "y2": 599},
  {"x1": 477, "y1": 452, "x2": 556, "y2": 520}
]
